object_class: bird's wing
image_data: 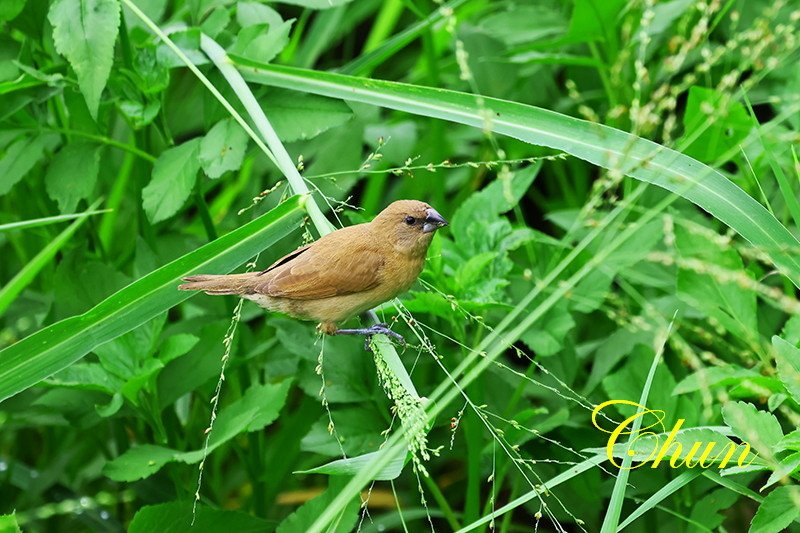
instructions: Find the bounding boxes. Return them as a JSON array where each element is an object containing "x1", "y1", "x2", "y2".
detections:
[
  {"x1": 258, "y1": 243, "x2": 313, "y2": 275},
  {"x1": 253, "y1": 233, "x2": 385, "y2": 300}
]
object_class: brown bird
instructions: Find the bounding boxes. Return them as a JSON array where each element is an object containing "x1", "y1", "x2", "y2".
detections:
[{"x1": 179, "y1": 200, "x2": 448, "y2": 345}]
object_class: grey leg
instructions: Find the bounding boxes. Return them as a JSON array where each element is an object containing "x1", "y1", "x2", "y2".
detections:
[{"x1": 333, "y1": 323, "x2": 406, "y2": 350}]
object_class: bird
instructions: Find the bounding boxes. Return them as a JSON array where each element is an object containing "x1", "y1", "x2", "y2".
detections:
[{"x1": 178, "y1": 200, "x2": 448, "y2": 346}]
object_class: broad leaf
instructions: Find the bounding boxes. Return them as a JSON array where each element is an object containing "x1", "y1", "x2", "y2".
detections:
[
  {"x1": 48, "y1": 0, "x2": 120, "y2": 119},
  {"x1": 199, "y1": 119, "x2": 249, "y2": 179},
  {"x1": 750, "y1": 486, "x2": 800, "y2": 533},
  {"x1": 45, "y1": 142, "x2": 101, "y2": 212},
  {"x1": 0, "y1": 135, "x2": 48, "y2": 196},
  {"x1": 722, "y1": 401, "x2": 783, "y2": 461},
  {"x1": 142, "y1": 138, "x2": 201, "y2": 223}
]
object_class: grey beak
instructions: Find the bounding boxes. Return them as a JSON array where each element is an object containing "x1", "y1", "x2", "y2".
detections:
[{"x1": 422, "y1": 208, "x2": 448, "y2": 233}]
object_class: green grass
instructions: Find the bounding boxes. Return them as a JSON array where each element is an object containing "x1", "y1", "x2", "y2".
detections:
[{"x1": 1, "y1": 0, "x2": 800, "y2": 532}]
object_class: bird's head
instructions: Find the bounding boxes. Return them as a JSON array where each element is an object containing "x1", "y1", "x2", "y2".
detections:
[{"x1": 371, "y1": 200, "x2": 448, "y2": 256}]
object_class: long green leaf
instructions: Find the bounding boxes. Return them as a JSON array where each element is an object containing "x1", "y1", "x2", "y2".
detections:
[
  {"x1": 235, "y1": 60, "x2": 800, "y2": 288},
  {"x1": 0, "y1": 196, "x2": 306, "y2": 402},
  {"x1": 601, "y1": 322, "x2": 675, "y2": 533}
]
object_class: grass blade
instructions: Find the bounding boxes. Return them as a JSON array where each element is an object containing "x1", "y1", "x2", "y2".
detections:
[
  {"x1": 235, "y1": 60, "x2": 800, "y2": 288},
  {"x1": 0, "y1": 196, "x2": 306, "y2": 402},
  {"x1": 617, "y1": 470, "x2": 703, "y2": 531},
  {"x1": 0, "y1": 209, "x2": 111, "y2": 232},
  {"x1": 600, "y1": 320, "x2": 676, "y2": 533},
  {"x1": 0, "y1": 200, "x2": 104, "y2": 315}
]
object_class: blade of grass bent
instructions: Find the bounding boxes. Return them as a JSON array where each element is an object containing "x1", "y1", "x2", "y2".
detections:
[
  {"x1": 0, "y1": 200, "x2": 104, "y2": 316},
  {"x1": 0, "y1": 196, "x2": 306, "y2": 402},
  {"x1": 235, "y1": 61, "x2": 800, "y2": 288},
  {"x1": 601, "y1": 319, "x2": 676, "y2": 533}
]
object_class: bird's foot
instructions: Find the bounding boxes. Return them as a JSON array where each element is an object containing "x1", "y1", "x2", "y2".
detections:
[{"x1": 334, "y1": 323, "x2": 406, "y2": 351}]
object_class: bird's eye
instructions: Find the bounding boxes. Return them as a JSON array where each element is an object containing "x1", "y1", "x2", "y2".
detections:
[{"x1": 404, "y1": 216, "x2": 416, "y2": 225}]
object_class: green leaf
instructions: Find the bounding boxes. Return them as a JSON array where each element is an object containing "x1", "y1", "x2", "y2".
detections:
[
  {"x1": 750, "y1": 486, "x2": 800, "y2": 533},
  {"x1": 301, "y1": 405, "x2": 386, "y2": 456},
  {"x1": 451, "y1": 163, "x2": 538, "y2": 235},
  {"x1": 0, "y1": 196, "x2": 305, "y2": 402},
  {"x1": 674, "y1": 366, "x2": 762, "y2": 395},
  {"x1": 129, "y1": 501, "x2": 270, "y2": 533},
  {"x1": 0, "y1": 512, "x2": 22, "y2": 533},
  {"x1": 674, "y1": 223, "x2": 757, "y2": 343},
  {"x1": 296, "y1": 450, "x2": 408, "y2": 481},
  {"x1": 761, "y1": 452, "x2": 800, "y2": 491},
  {"x1": 236, "y1": 61, "x2": 800, "y2": 289},
  {"x1": 566, "y1": 0, "x2": 625, "y2": 43},
  {"x1": 199, "y1": 119, "x2": 249, "y2": 179},
  {"x1": 104, "y1": 380, "x2": 292, "y2": 481},
  {"x1": 276, "y1": 478, "x2": 360, "y2": 533},
  {"x1": 44, "y1": 142, "x2": 101, "y2": 212},
  {"x1": 722, "y1": 401, "x2": 783, "y2": 460},
  {"x1": 681, "y1": 86, "x2": 752, "y2": 163},
  {"x1": 0, "y1": 135, "x2": 47, "y2": 195},
  {"x1": 777, "y1": 430, "x2": 800, "y2": 453},
  {"x1": 159, "y1": 333, "x2": 199, "y2": 364},
  {"x1": 142, "y1": 138, "x2": 201, "y2": 223},
  {"x1": 48, "y1": 0, "x2": 121, "y2": 119},
  {"x1": 772, "y1": 335, "x2": 800, "y2": 405},
  {"x1": 262, "y1": 90, "x2": 353, "y2": 142},
  {"x1": 0, "y1": 0, "x2": 26, "y2": 23},
  {"x1": 230, "y1": 20, "x2": 293, "y2": 65}
]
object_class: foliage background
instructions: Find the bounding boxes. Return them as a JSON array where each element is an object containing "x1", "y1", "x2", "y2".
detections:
[{"x1": 1, "y1": 0, "x2": 800, "y2": 531}]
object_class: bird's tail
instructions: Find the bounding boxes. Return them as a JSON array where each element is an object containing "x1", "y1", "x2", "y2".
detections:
[{"x1": 178, "y1": 273, "x2": 258, "y2": 295}]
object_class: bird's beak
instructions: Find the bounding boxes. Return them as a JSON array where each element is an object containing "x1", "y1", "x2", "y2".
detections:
[{"x1": 423, "y1": 208, "x2": 448, "y2": 233}]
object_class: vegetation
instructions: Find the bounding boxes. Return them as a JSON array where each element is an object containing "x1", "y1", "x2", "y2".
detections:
[{"x1": 1, "y1": 0, "x2": 799, "y2": 531}]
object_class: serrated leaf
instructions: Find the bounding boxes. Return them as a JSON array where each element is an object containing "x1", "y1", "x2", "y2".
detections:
[
  {"x1": 0, "y1": 512, "x2": 22, "y2": 533},
  {"x1": 722, "y1": 401, "x2": 783, "y2": 460},
  {"x1": 199, "y1": 119, "x2": 249, "y2": 179},
  {"x1": 749, "y1": 485, "x2": 800, "y2": 533},
  {"x1": 142, "y1": 139, "x2": 201, "y2": 223},
  {"x1": 761, "y1": 452, "x2": 800, "y2": 491},
  {"x1": 0, "y1": 135, "x2": 47, "y2": 195},
  {"x1": 48, "y1": 0, "x2": 120, "y2": 119},
  {"x1": 772, "y1": 335, "x2": 800, "y2": 405},
  {"x1": 45, "y1": 142, "x2": 100, "y2": 212}
]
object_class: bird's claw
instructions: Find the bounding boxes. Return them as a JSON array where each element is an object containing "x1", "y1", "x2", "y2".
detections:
[
  {"x1": 334, "y1": 323, "x2": 405, "y2": 351},
  {"x1": 363, "y1": 324, "x2": 406, "y2": 351}
]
